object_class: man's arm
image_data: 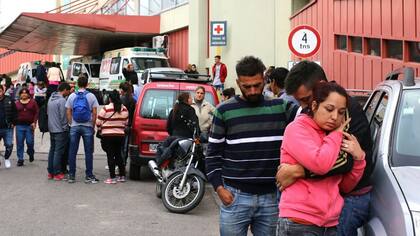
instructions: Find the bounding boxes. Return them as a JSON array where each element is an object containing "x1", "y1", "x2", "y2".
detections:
[
  {"x1": 205, "y1": 108, "x2": 234, "y2": 205},
  {"x1": 91, "y1": 107, "x2": 97, "y2": 128},
  {"x1": 66, "y1": 108, "x2": 72, "y2": 126}
]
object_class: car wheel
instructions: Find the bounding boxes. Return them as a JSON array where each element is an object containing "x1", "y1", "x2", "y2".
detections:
[{"x1": 129, "y1": 163, "x2": 142, "y2": 180}]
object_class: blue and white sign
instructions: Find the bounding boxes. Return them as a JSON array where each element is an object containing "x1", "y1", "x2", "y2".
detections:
[{"x1": 210, "y1": 21, "x2": 227, "y2": 46}]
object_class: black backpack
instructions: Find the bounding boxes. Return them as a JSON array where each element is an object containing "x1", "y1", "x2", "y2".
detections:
[{"x1": 38, "y1": 103, "x2": 49, "y2": 133}]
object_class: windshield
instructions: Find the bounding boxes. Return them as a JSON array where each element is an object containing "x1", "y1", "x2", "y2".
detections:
[
  {"x1": 393, "y1": 89, "x2": 420, "y2": 166},
  {"x1": 131, "y1": 58, "x2": 169, "y2": 72}
]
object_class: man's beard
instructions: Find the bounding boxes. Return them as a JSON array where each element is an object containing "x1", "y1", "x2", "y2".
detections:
[{"x1": 242, "y1": 93, "x2": 262, "y2": 105}]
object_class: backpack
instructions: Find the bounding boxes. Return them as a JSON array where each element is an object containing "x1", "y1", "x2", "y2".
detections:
[
  {"x1": 38, "y1": 103, "x2": 49, "y2": 133},
  {"x1": 73, "y1": 91, "x2": 91, "y2": 123}
]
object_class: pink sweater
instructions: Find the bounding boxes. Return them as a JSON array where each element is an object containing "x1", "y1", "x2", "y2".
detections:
[
  {"x1": 96, "y1": 103, "x2": 128, "y2": 137},
  {"x1": 279, "y1": 114, "x2": 365, "y2": 227}
]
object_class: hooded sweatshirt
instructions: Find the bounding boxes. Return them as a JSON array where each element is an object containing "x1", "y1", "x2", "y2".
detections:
[
  {"x1": 279, "y1": 114, "x2": 365, "y2": 227},
  {"x1": 47, "y1": 92, "x2": 68, "y2": 133}
]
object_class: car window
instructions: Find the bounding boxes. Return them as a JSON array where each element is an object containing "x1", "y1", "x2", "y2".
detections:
[
  {"x1": 183, "y1": 91, "x2": 216, "y2": 106},
  {"x1": 365, "y1": 91, "x2": 383, "y2": 124},
  {"x1": 72, "y1": 63, "x2": 82, "y2": 77},
  {"x1": 131, "y1": 58, "x2": 169, "y2": 71},
  {"x1": 89, "y1": 64, "x2": 100, "y2": 78},
  {"x1": 140, "y1": 89, "x2": 176, "y2": 119},
  {"x1": 84, "y1": 64, "x2": 91, "y2": 76},
  {"x1": 393, "y1": 90, "x2": 420, "y2": 165},
  {"x1": 110, "y1": 57, "x2": 121, "y2": 75},
  {"x1": 370, "y1": 93, "x2": 388, "y2": 145}
]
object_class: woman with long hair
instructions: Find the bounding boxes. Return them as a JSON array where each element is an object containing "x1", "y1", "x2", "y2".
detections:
[
  {"x1": 277, "y1": 82, "x2": 366, "y2": 235},
  {"x1": 15, "y1": 88, "x2": 39, "y2": 166},
  {"x1": 167, "y1": 92, "x2": 199, "y2": 138},
  {"x1": 96, "y1": 90, "x2": 129, "y2": 184}
]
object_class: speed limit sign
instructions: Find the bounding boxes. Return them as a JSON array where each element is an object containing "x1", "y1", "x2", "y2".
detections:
[{"x1": 288, "y1": 25, "x2": 321, "y2": 58}]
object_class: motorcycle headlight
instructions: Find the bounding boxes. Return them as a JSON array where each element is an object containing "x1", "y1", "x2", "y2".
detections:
[{"x1": 413, "y1": 211, "x2": 420, "y2": 235}]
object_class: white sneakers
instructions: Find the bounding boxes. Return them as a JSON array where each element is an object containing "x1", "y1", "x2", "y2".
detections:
[{"x1": 4, "y1": 159, "x2": 11, "y2": 168}]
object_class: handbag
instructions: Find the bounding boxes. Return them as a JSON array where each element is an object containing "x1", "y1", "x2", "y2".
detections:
[{"x1": 96, "y1": 111, "x2": 116, "y2": 139}]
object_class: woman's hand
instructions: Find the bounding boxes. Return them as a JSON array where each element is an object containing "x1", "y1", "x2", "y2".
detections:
[
  {"x1": 341, "y1": 132, "x2": 365, "y2": 160},
  {"x1": 334, "y1": 118, "x2": 351, "y2": 133}
]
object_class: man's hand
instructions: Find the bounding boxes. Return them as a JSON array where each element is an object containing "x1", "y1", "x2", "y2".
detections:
[
  {"x1": 216, "y1": 186, "x2": 234, "y2": 206},
  {"x1": 276, "y1": 163, "x2": 305, "y2": 191}
]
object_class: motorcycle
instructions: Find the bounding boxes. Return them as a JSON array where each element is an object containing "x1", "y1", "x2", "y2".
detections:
[{"x1": 148, "y1": 128, "x2": 206, "y2": 214}]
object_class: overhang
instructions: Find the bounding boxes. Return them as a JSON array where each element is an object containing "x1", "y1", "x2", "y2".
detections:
[{"x1": 0, "y1": 13, "x2": 161, "y2": 55}]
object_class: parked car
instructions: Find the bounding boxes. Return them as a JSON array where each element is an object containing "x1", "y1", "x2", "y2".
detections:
[
  {"x1": 361, "y1": 67, "x2": 420, "y2": 236},
  {"x1": 128, "y1": 76, "x2": 219, "y2": 180}
]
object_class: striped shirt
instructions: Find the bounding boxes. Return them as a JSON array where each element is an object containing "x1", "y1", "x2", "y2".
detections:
[
  {"x1": 206, "y1": 95, "x2": 297, "y2": 194},
  {"x1": 96, "y1": 103, "x2": 129, "y2": 137}
]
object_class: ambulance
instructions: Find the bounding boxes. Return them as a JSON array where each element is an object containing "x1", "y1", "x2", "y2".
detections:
[
  {"x1": 67, "y1": 56, "x2": 101, "y2": 90},
  {"x1": 99, "y1": 47, "x2": 169, "y2": 91}
]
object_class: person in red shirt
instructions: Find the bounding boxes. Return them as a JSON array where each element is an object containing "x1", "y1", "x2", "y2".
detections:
[
  {"x1": 15, "y1": 88, "x2": 39, "y2": 166},
  {"x1": 212, "y1": 55, "x2": 227, "y2": 93}
]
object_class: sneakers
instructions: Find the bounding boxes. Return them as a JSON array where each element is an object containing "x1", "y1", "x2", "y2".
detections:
[
  {"x1": 4, "y1": 159, "x2": 11, "y2": 169},
  {"x1": 62, "y1": 174, "x2": 69, "y2": 181},
  {"x1": 17, "y1": 160, "x2": 24, "y2": 167},
  {"x1": 29, "y1": 154, "x2": 34, "y2": 163},
  {"x1": 84, "y1": 175, "x2": 99, "y2": 184},
  {"x1": 117, "y1": 176, "x2": 126, "y2": 182},
  {"x1": 104, "y1": 178, "x2": 117, "y2": 184},
  {"x1": 54, "y1": 173, "x2": 65, "y2": 181},
  {"x1": 48, "y1": 173, "x2": 54, "y2": 180},
  {"x1": 68, "y1": 175, "x2": 76, "y2": 184}
]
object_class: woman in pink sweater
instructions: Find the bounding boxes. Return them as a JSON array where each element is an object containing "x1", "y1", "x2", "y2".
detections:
[
  {"x1": 277, "y1": 82, "x2": 366, "y2": 235},
  {"x1": 96, "y1": 90, "x2": 129, "y2": 184}
]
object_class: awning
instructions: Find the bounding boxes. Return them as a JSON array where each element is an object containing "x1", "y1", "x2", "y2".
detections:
[{"x1": 0, "y1": 13, "x2": 161, "y2": 55}]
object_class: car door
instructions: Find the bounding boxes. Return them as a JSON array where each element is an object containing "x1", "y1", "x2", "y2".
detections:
[{"x1": 364, "y1": 86, "x2": 412, "y2": 236}]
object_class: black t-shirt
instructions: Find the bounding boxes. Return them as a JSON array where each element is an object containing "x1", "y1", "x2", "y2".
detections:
[{"x1": 0, "y1": 99, "x2": 8, "y2": 128}]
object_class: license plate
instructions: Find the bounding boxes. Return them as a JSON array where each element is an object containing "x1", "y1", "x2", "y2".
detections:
[{"x1": 149, "y1": 144, "x2": 158, "y2": 153}]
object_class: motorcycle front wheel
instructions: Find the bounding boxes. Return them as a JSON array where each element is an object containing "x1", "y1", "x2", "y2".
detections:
[{"x1": 162, "y1": 172, "x2": 205, "y2": 214}]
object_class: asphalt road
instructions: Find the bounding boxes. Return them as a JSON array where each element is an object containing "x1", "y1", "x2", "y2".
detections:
[{"x1": 0, "y1": 151, "x2": 219, "y2": 236}]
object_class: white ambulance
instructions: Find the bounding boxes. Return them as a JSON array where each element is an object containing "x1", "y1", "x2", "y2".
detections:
[
  {"x1": 67, "y1": 56, "x2": 101, "y2": 90},
  {"x1": 99, "y1": 47, "x2": 169, "y2": 91}
]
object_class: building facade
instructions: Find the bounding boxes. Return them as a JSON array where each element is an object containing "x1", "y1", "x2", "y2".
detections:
[{"x1": 291, "y1": 0, "x2": 420, "y2": 90}]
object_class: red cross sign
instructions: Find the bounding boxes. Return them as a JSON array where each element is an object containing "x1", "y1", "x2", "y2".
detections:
[
  {"x1": 210, "y1": 21, "x2": 227, "y2": 46},
  {"x1": 213, "y1": 24, "x2": 224, "y2": 35}
]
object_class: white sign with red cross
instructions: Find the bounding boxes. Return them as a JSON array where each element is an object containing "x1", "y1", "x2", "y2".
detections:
[
  {"x1": 288, "y1": 25, "x2": 321, "y2": 58},
  {"x1": 210, "y1": 21, "x2": 227, "y2": 46}
]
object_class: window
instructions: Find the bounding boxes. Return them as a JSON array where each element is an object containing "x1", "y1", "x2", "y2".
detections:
[
  {"x1": 350, "y1": 36, "x2": 362, "y2": 53},
  {"x1": 292, "y1": 0, "x2": 311, "y2": 14},
  {"x1": 131, "y1": 58, "x2": 169, "y2": 71},
  {"x1": 89, "y1": 64, "x2": 100, "y2": 78},
  {"x1": 336, "y1": 35, "x2": 347, "y2": 51},
  {"x1": 110, "y1": 57, "x2": 121, "y2": 74},
  {"x1": 366, "y1": 91, "x2": 388, "y2": 160},
  {"x1": 365, "y1": 91, "x2": 384, "y2": 124},
  {"x1": 367, "y1": 38, "x2": 381, "y2": 57},
  {"x1": 84, "y1": 64, "x2": 91, "y2": 76},
  {"x1": 385, "y1": 40, "x2": 403, "y2": 60},
  {"x1": 140, "y1": 89, "x2": 176, "y2": 119},
  {"x1": 393, "y1": 90, "x2": 420, "y2": 166},
  {"x1": 408, "y1": 41, "x2": 420, "y2": 63},
  {"x1": 72, "y1": 63, "x2": 82, "y2": 76},
  {"x1": 183, "y1": 91, "x2": 216, "y2": 106}
]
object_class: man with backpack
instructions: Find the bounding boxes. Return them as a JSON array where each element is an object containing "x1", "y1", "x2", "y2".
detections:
[{"x1": 65, "y1": 75, "x2": 99, "y2": 183}]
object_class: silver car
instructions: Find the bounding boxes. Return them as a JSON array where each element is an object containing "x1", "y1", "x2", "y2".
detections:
[{"x1": 362, "y1": 68, "x2": 420, "y2": 236}]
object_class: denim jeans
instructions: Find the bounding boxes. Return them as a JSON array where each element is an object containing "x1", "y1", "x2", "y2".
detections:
[
  {"x1": 68, "y1": 126, "x2": 94, "y2": 177},
  {"x1": 0, "y1": 128, "x2": 13, "y2": 159},
  {"x1": 16, "y1": 125, "x2": 34, "y2": 161},
  {"x1": 276, "y1": 217, "x2": 337, "y2": 236},
  {"x1": 337, "y1": 192, "x2": 371, "y2": 236},
  {"x1": 47, "y1": 132, "x2": 69, "y2": 175},
  {"x1": 220, "y1": 185, "x2": 278, "y2": 236}
]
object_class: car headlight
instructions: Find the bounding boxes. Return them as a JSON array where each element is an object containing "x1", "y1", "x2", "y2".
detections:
[{"x1": 413, "y1": 211, "x2": 420, "y2": 235}]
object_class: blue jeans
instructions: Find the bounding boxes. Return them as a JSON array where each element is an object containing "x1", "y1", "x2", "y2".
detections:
[
  {"x1": 220, "y1": 185, "x2": 278, "y2": 236},
  {"x1": 276, "y1": 217, "x2": 337, "y2": 236},
  {"x1": 68, "y1": 126, "x2": 94, "y2": 177},
  {"x1": 337, "y1": 192, "x2": 371, "y2": 236},
  {"x1": 47, "y1": 132, "x2": 69, "y2": 175},
  {"x1": 0, "y1": 128, "x2": 13, "y2": 159},
  {"x1": 16, "y1": 125, "x2": 34, "y2": 161}
]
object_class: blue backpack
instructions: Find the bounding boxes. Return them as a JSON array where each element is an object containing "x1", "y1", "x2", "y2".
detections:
[{"x1": 73, "y1": 91, "x2": 91, "y2": 123}]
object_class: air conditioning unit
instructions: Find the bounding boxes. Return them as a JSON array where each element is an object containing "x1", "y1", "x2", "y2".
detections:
[{"x1": 153, "y1": 36, "x2": 165, "y2": 48}]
